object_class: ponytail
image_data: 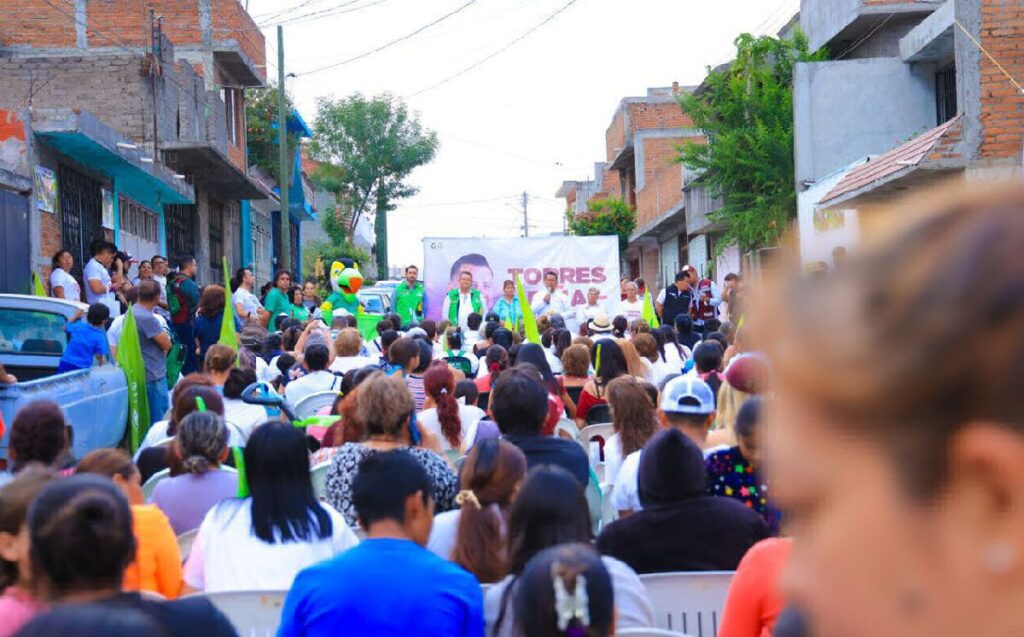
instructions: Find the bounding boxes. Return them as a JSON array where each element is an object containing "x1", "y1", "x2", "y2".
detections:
[{"x1": 424, "y1": 365, "x2": 462, "y2": 449}]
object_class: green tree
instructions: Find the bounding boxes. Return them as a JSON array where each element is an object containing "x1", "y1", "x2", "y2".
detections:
[
  {"x1": 677, "y1": 30, "x2": 826, "y2": 253},
  {"x1": 246, "y1": 87, "x2": 300, "y2": 184},
  {"x1": 301, "y1": 239, "x2": 375, "y2": 295},
  {"x1": 566, "y1": 197, "x2": 637, "y2": 253},
  {"x1": 308, "y1": 93, "x2": 439, "y2": 277}
]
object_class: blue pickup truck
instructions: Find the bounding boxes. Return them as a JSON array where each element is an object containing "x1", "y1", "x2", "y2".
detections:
[{"x1": 0, "y1": 294, "x2": 128, "y2": 462}]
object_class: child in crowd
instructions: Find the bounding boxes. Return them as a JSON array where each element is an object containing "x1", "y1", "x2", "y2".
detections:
[{"x1": 56, "y1": 304, "x2": 110, "y2": 374}]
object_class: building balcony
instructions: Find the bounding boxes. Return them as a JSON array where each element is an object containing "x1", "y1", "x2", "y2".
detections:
[{"x1": 801, "y1": 0, "x2": 945, "y2": 53}]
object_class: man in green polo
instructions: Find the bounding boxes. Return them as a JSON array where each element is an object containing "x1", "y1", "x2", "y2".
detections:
[
  {"x1": 391, "y1": 264, "x2": 425, "y2": 328},
  {"x1": 441, "y1": 270, "x2": 483, "y2": 331}
]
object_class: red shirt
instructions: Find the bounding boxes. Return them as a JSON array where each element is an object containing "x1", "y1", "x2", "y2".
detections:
[{"x1": 718, "y1": 538, "x2": 793, "y2": 637}]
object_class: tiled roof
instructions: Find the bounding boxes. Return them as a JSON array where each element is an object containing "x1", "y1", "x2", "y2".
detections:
[{"x1": 818, "y1": 115, "x2": 961, "y2": 206}]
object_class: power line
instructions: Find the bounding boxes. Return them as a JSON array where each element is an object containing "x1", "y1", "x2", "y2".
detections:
[
  {"x1": 253, "y1": 0, "x2": 331, "y2": 22},
  {"x1": 263, "y1": 0, "x2": 387, "y2": 27},
  {"x1": 297, "y1": 0, "x2": 481, "y2": 76},
  {"x1": 405, "y1": 0, "x2": 584, "y2": 98},
  {"x1": 390, "y1": 195, "x2": 519, "y2": 211}
]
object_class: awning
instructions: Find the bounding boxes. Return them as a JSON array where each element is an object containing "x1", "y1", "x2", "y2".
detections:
[
  {"x1": 162, "y1": 142, "x2": 267, "y2": 200},
  {"x1": 817, "y1": 115, "x2": 964, "y2": 209},
  {"x1": 33, "y1": 109, "x2": 193, "y2": 211}
]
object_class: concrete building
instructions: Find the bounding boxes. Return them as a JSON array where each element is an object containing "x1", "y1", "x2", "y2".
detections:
[
  {"x1": 796, "y1": 0, "x2": 1023, "y2": 265},
  {"x1": 0, "y1": 0, "x2": 267, "y2": 291}
]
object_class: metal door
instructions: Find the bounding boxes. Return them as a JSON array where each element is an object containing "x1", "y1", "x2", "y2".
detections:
[
  {"x1": 58, "y1": 164, "x2": 104, "y2": 277},
  {"x1": 0, "y1": 191, "x2": 30, "y2": 293},
  {"x1": 165, "y1": 203, "x2": 198, "y2": 266}
]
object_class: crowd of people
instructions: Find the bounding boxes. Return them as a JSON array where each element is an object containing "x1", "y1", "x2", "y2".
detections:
[{"x1": 2, "y1": 188, "x2": 1023, "y2": 637}]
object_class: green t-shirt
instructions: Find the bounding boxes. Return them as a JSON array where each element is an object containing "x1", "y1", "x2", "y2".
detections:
[
  {"x1": 291, "y1": 303, "x2": 310, "y2": 323},
  {"x1": 264, "y1": 287, "x2": 292, "y2": 321}
]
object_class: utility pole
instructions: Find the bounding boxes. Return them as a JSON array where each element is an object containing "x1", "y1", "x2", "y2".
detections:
[
  {"x1": 277, "y1": 25, "x2": 291, "y2": 272},
  {"x1": 521, "y1": 191, "x2": 529, "y2": 238}
]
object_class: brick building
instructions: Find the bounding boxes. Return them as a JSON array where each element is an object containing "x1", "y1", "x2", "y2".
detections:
[
  {"x1": 795, "y1": 0, "x2": 1023, "y2": 265},
  {"x1": 0, "y1": 0, "x2": 267, "y2": 292}
]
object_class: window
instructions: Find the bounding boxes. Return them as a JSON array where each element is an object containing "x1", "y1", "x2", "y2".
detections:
[
  {"x1": 209, "y1": 200, "x2": 225, "y2": 269},
  {"x1": 0, "y1": 309, "x2": 67, "y2": 356},
  {"x1": 119, "y1": 198, "x2": 159, "y2": 244},
  {"x1": 936, "y1": 63, "x2": 957, "y2": 124},
  {"x1": 165, "y1": 204, "x2": 197, "y2": 266},
  {"x1": 222, "y1": 88, "x2": 244, "y2": 147}
]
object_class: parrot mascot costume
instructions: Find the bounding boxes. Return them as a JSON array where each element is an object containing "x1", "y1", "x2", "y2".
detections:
[{"x1": 319, "y1": 258, "x2": 364, "y2": 325}]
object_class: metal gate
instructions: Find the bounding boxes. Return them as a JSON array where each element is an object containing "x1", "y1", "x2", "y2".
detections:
[
  {"x1": 58, "y1": 164, "x2": 104, "y2": 277},
  {"x1": 165, "y1": 203, "x2": 197, "y2": 266},
  {"x1": 0, "y1": 191, "x2": 31, "y2": 293}
]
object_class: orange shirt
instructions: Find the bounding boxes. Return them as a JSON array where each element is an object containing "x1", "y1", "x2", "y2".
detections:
[
  {"x1": 122, "y1": 504, "x2": 182, "y2": 599},
  {"x1": 718, "y1": 538, "x2": 793, "y2": 637}
]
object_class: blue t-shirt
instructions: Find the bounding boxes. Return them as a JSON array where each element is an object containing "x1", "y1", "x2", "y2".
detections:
[
  {"x1": 57, "y1": 321, "x2": 109, "y2": 372},
  {"x1": 193, "y1": 313, "x2": 242, "y2": 362},
  {"x1": 277, "y1": 538, "x2": 483, "y2": 637}
]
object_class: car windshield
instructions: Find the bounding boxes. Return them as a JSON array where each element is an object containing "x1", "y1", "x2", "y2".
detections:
[
  {"x1": 360, "y1": 295, "x2": 384, "y2": 314},
  {"x1": 0, "y1": 308, "x2": 67, "y2": 356}
]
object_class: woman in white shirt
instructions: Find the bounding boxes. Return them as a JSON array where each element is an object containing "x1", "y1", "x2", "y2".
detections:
[
  {"x1": 419, "y1": 364, "x2": 482, "y2": 454},
  {"x1": 183, "y1": 421, "x2": 358, "y2": 593},
  {"x1": 329, "y1": 328, "x2": 378, "y2": 375},
  {"x1": 427, "y1": 439, "x2": 526, "y2": 583},
  {"x1": 49, "y1": 249, "x2": 81, "y2": 301},
  {"x1": 602, "y1": 375, "x2": 659, "y2": 485},
  {"x1": 221, "y1": 367, "x2": 269, "y2": 438}
]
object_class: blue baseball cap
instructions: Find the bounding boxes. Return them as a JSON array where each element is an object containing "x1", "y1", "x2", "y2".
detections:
[{"x1": 659, "y1": 376, "x2": 716, "y2": 415}]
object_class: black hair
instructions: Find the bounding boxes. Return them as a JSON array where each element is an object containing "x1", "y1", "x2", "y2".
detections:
[
  {"x1": 28, "y1": 475, "x2": 135, "y2": 596},
  {"x1": 14, "y1": 605, "x2": 167, "y2": 637},
  {"x1": 611, "y1": 315, "x2": 628, "y2": 339},
  {"x1": 273, "y1": 270, "x2": 292, "y2": 285},
  {"x1": 385, "y1": 313, "x2": 403, "y2": 330},
  {"x1": 420, "y1": 319, "x2": 437, "y2": 340},
  {"x1": 379, "y1": 329, "x2": 400, "y2": 358},
  {"x1": 490, "y1": 366, "x2": 550, "y2": 435},
  {"x1": 50, "y1": 249, "x2": 72, "y2": 268},
  {"x1": 541, "y1": 329, "x2": 553, "y2": 349},
  {"x1": 304, "y1": 344, "x2": 330, "y2": 372},
  {"x1": 85, "y1": 303, "x2": 110, "y2": 327},
  {"x1": 735, "y1": 396, "x2": 763, "y2": 440},
  {"x1": 446, "y1": 328, "x2": 464, "y2": 352},
  {"x1": 175, "y1": 255, "x2": 196, "y2": 271},
  {"x1": 591, "y1": 340, "x2": 628, "y2": 390},
  {"x1": 553, "y1": 329, "x2": 572, "y2": 358},
  {"x1": 694, "y1": 341, "x2": 724, "y2": 374},
  {"x1": 467, "y1": 313, "x2": 483, "y2": 331},
  {"x1": 543, "y1": 270, "x2": 558, "y2": 281},
  {"x1": 376, "y1": 319, "x2": 394, "y2": 336},
  {"x1": 352, "y1": 450, "x2": 431, "y2": 528},
  {"x1": 483, "y1": 321, "x2": 499, "y2": 340},
  {"x1": 658, "y1": 325, "x2": 684, "y2": 359},
  {"x1": 514, "y1": 344, "x2": 559, "y2": 396},
  {"x1": 448, "y1": 253, "x2": 492, "y2": 280},
  {"x1": 223, "y1": 367, "x2": 258, "y2": 399},
  {"x1": 455, "y1": 379, "x2": 479, "y2": 406},
  {"x1": 674, "y1": 269, "x2": 690, "y2": 282},
  {"x1": 675, "y1": 314, "x2": 694, "y2": 334},
  {"x1": 89, "y1": 240, "x2": 116, "y2": 257},
  {"x1": 243, "y1": 422, "x2": 333, "y2": 543},
  {"x1": 491, "y1": 327, "x2": 514, "y2": 351},
  {"x1": 484, "y1": 313, "x2": 500, "y2": 324},
  {"x1": 495, "y1": 466, "x2": 592, "y2": 635},
  {"x1": 9, "y1": 401, "x2": 68, "y2": 472},
  {"x1": 276, "y1": 353, "x2": 297, "y2": 382},
  {"x1": 514, "y1": 544, "x2": 614, "y2": 637},
  {"x1": 507, "y1": 343, "x2": 522, "y2": 367},
  {"x1": 413, "y1": 338, "x2": 433, "y2": 374}
]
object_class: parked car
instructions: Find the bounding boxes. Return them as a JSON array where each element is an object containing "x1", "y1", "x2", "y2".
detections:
[
  {"x1": 357, "y1": 287, "x2": 393, "y2": 316},
  {"x1": 0, "y1": 294, "x2": 128, "y2": 461}
]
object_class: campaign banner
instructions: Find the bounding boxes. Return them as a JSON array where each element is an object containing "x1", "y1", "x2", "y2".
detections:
[{"x1": 422, "y1": 235, "x2": 620, "y2": 327}]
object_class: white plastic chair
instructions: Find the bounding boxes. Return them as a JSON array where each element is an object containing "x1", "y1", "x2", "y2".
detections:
[
  {"x1": 310, "y1": 461, "x2": 331, "y2": 501},
  {"x1": 599, "y1": 481, "x2": 617, "y2": 527},
  {"x1": 142, "y1": 468, "x2": 170, "y2": 501},
  {"x1": 293, "y1": 391, "x2": 340, "y2": 420},
  {"x1": 191, "y1": 590, "x2": 287, "y2": 637},
  {"x1": 618, "y1": 629, "x2": 692, "y2": 637},
  {"x1": 585, "y1": 470, "x2": 603, "y2": 535},
  {"x1": 225, "y1": 421, "x2": 249, "y2": 446},
  {"x1": 640, "y1": 571, "x2": 734, "y2": 637},
  {"x1": 177, "y1": 529, "x2": 198, "y2": 563},
  {"x1": 579, "y1": 423, "x2": 614, "y2": 465},
  {"x1": 553, "y1": 418, "x2": 579, "y2": 441}
]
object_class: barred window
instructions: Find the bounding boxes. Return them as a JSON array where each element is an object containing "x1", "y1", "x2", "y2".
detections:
[{"x1": 209, "y1": 200, "x2": 225, "y2": 269}]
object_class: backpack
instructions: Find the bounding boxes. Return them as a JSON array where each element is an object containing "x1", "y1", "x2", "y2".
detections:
[{"x1": 167, "y1": 274, "x2": 190, "y2": 324}]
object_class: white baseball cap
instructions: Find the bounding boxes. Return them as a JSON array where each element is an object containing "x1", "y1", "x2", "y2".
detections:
[{"x1": 659, "y1": 376, "x2": 716, "y2": 415}]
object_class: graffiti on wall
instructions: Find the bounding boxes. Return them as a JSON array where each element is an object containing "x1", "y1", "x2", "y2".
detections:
[{"x1": 0, "y1": 110, "x2": 28, "y2": 175}]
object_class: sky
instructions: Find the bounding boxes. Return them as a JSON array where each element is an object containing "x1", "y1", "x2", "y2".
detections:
[{"x1": 245, "y1": 0, "x2": 800, "y2": 271}]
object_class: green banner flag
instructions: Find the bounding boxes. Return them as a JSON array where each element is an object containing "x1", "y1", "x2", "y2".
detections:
[
  {"x1": 117, "y1": 306, "x2": 150, "y2": 451},
  {"x1": 356, "y1": 313, "x2": 383, "y2": 342},
  {"x1": 642, "y1": 290, "x2": 661, "y2": 328},
  {"x1": 218, "y1": 257, "x2": 238, "y2": 351},
  {"x1": 32, "y1": 272, "x2": 46, "y2": 297},
  {"x1": 515, "y1": 273, "x2": 540, "y2": 345}
]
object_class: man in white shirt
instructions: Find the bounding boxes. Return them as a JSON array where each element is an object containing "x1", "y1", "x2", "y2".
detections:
[
  {"x1": 610, "y1": 376, "x2": 716, "y2": 516},
  {"x1": 232, "y1": 267, "x2": 268, "y2": 325},
  {"x1": 574, "y1": 287, "x2": 606, "y2": 335},
  {"x1": 284, "y1": 343, "x2": 342, "y2": 406},
  {"x1": 530, "y1": 270, "x2": 571, "y2": 318},
  {"x1": 440, "y1": 271, "x2": 484, "y2": 331},
  {"x1": 617, "y1": 281, "x2": 644, "y2": 323},
  {"x1": 83, "y1": 240, "x2": 120, "y2": 317}
]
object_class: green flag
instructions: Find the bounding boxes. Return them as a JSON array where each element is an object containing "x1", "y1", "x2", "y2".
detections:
[
  {"x1": 117, "y1": 306, "x2": 151, "y2": 451},
  {"x1": 515, "y1": 273, "x2": 541, "y2": 345},
  {"x1": 642, "y1": 290, "x2": 661, "y2": 328},
  {"x1": 356, "y1": 313, "x2": 384, "y2": 341},
  {"x1": 32, "y1": 272, "x2": 46, "y2": 297},
  {"x1": 218, "y1": 257, "x2": 238, "y2": 351}
]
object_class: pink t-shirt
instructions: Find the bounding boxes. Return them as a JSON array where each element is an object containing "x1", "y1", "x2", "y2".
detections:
[{"x1": 0, "y1": 585, "x2": 43, "y2": 637}]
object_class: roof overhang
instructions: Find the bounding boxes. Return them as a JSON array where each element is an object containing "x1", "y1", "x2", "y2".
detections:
[
  {"x1": 33, "y1": 109, "x2": 193, "y2": 210},
  {"x1": 162, "y1": 142, "x2": 267, "y2": 200},
  {"x1": 608, "y1": 144, "x2": 635, "y2": 172},
  {"x1": 629, "y1": 199, "x2": 687, "y2": 245},
  {"x1": 212, "y1": 42, "x2": 265, "y2": 87}
]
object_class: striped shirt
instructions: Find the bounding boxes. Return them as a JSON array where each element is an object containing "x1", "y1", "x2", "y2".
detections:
[{"x1": 406, "y1": 374, "x2": 427, "y2": 411}]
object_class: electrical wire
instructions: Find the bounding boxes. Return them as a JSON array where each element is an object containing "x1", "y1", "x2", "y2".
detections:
[
  {"x1": 297, "y1": 0, "x2": 481, "y2": 75},
  {"x1": 405, "y1": 0, "x2": 583, "y2": 98}
]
